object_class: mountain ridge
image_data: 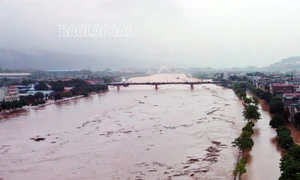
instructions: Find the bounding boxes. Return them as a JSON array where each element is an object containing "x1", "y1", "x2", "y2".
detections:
[{"x1": 0, "y1": 49, "x2": 146, "y2": 70}]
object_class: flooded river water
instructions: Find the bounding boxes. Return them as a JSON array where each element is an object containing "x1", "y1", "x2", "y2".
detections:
[
  {"x1": 0, "y1": 74, "x2": 278, "y2": 180},
  {"x1": 244, "y1": 95, "x2": 282, "y2": 180}
]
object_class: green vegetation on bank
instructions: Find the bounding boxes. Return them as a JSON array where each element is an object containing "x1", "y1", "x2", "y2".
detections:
[
  {"x1": 0, "y1": 91, "x2": 48, "y2": 111},
  {"x1": 0, "y1": 79, "x2": 109, "y2": 111},
  {"x1": 232, "y1": 83, "x2": 261, "y2": 179},
  {"x1": 269, "y1": 111, "x2": 300, "y2": 179},
  {"x1": 269, "y1": 116, "x2": 285, "y2": 128},
  {"x1": 0, "y1": 100, "x2": 28, "y2": 111},
  {"x1": 193, "y1": 72, "x2": 215, "y2": 80},
  {"x1": 233, "y1": 157, "x2": 248, "y2": 180},
  {"x1": 231, "y1": 79, "x2": 299, "y2": 179},
  {"x1": 222, "y1": 76, "x2": 300, "y2": 179},
  {"x1": 48, "y1": 79, "x2": 108, "y2": 99}
]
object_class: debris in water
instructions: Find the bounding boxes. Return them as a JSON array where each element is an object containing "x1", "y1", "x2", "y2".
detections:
[
  {"x1": 30, "y1": 137, "x2": 45, "y2": 142},
  {"x1": 186, "y1": 158, "x2": 200, "y2": 164}
]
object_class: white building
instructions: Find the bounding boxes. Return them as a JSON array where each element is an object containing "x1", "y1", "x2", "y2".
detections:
[
  {"x1": 0, "y1": 73, "x2": 31, "y2": 79},
  {"x1": 0, "y1": 86, "x2": 20, "y2": 102}
]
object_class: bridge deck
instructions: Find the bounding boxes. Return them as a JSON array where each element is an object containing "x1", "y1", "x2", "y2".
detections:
[{"x1": 107, "y1": 82, "x2": 219, "y2": 86}]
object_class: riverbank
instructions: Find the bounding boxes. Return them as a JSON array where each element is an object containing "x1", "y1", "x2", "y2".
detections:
[
  {"x1": 0, "y1": 95, "x2": 84, "y2": 116},
  {"x1": 32, "y1": 95, "x2": 84, "y2": 108},
  {"x1": 0, "y1": 89, "x2": 110, "y2": 116}
]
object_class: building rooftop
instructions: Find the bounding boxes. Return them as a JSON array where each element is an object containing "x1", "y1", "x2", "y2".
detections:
[
  {"x1": 46, "y1": 70, "x2": 81, "y2": 72},
  {"x1": 0, "y1": 73, "x2": 31, "y2": 76},
  {"x1": 283, "y1": 93, "x2": 300, "y2": 96},
  {"x1": 272, "y1": 84, "x2": 295, "y2": 87}
]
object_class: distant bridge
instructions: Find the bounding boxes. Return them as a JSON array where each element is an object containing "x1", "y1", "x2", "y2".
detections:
[{"x1": 107, "y1": 81, "x2": 220, "y2": 90}]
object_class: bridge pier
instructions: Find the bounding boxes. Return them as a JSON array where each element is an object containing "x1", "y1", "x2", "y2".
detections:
[
  {"x1": 117, "y1": 85, "x2": 120, "y2": 91},
  {"x1": 191, "y1": 84, "x2": 194, "y2": 89},
  {"x1": 155, "y1": 84, "x2": 158, "y2": 90}
]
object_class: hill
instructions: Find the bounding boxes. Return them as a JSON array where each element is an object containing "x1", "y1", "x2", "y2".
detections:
[
  {"x1": 266, "y1": 56, "x2": 300, "y2": 71},
  {"x1": 0, "y1": 49, "x2": 146, "y2": 70}
]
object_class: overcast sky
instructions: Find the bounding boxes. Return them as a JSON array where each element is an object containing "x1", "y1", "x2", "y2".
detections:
[{"x1": 1, "y1": 0, "x2": 300, "y2": 68}]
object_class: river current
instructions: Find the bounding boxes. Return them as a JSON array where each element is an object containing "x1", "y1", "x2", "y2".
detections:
[{"x1": 0, "y1": 74, "x2": 260, "y2": 180}]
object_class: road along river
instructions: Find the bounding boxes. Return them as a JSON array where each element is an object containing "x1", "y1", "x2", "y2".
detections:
[{"x1": 243, "y1": 94, "x2": 282, "y2": 180}]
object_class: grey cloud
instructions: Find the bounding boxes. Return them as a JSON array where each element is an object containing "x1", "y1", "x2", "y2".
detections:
[{"x1": 0, "y1": 0, "x2": 300, "y2": 69}]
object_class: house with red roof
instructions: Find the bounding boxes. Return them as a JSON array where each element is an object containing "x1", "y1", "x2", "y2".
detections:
[{"x1": 270, "y1": 84, "x2": 295, "y2": 95}]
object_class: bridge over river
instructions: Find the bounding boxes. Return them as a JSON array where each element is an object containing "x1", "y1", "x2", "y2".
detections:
[{"x1": 107, "y1": 81, "x2": 220, "y2": 90}]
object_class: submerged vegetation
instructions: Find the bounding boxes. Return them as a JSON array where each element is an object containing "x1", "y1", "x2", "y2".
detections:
[
  {"x1": 231, "y1": 78, "x2": 300, "y2": 179},
  {"x1": 232, "y1": 83, "x2": 261, "y2": 179}
]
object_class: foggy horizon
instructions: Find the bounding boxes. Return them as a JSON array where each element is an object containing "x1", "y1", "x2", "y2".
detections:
[{"x1": 1, "y1": 0, "x2": 300, "y2": 69}]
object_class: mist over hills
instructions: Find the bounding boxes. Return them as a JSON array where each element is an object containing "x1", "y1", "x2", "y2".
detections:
[
  {"x1": 0, "y1": 49, "x2": 148, "y2": 70},
  {"x1": 0, "y1": 48, "x2": 299, "y2": 71},
  {"x1": 266, "y1": 56, "x2": 300, "y2": 71}
]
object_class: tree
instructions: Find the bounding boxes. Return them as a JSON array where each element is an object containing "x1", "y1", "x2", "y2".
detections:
[
  {"x1": 1, "y1": 101, "x2": 11, "y2": 110},
  {"x1": 238, "y1": 91, "x2": 246, "y2": 99},
  {"x1": 276, "y1": 126, "x2": 294, "y2": 150},
  {"x1": 243, "y1": 104, "x2": 261, "y2": 122},
  {"x1": 270, "y1": 100, "x2": 284, "y2": 114},
  {"x1": 21, "y1": 79, "x2": 35, "y2": 85},
  {"x1": 221, "y1": 79, "x2": 228, "y2": 87},
  {"x1": 252, "y1": 97, "x2": 259, "y2": 105},
  {"x1": 278, "y1": 136, "x2": 294, "y2": 150},
  {"x1": 276, "y1": 126, "x2": 291, "y2": 137},
  {"x1": 242, "y1": 122, "x2": 255, "y2": 135},
  {"x1": 103, "y1": 76, "x2": 114, "y2": 83},
  {"x1": 229, "y1": 75, "x2": 238, "y2": 81},
  {"x1": 62, "y1": 92, "x2": 72, "y2": 98},
  {"x1": 35, "y1": 82, "x2": 49, "y2": 90},
  {"x1": 233, "y1": 158, "x2": 247, "y2": 180},
  {"x1": 279, "y1": 145, "x2": 300, "y2": 179},
  {"x1": 280, "y1": 155, "x2": 300, "y2": 180},
  {"x1": 26, "y1": 95, "x2": 35, "y2": 103},
  {"x1": 271, "y1": 97, "x2": 282, "y2": 103},
  {"x1": 269, "y1": 115, "x2": 285, "y2": 128},
  {"x1": 261, "y1": 92, "x2": 272, "y2": 103},
  {"x1": 243, "y1": 97, "x2": 252, "y2": 105},
  {"x1": 294, "y1": 112, "x2": 300, "y2": 128},
  {"x1": 288, "y1": 145, "x2": 300, "y2": 160},
  {"x1": 232, "y1": 131, "x2": 254, "y2": 152},
  {"x1": 34, "y1": 92, "x2": 44, "y2": 101},
  {"x1": 54, "y1": 94, "x2": 63, "y2": 100},
  {"x1": 51, "y1": 84, "x2": 65, "y2": 92}
]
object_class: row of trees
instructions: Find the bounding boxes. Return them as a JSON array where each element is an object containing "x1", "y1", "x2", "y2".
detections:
[
  {"x1": 0, "y1": 91, "x2": 48, "y2": 111},
  {"x1": 0, "y1": 79, "x2": 109, "y2": 111},
  {"x1": 0, "y1": 100, "x2": 28, "y2": 111},
  {"x1": 294, "y1": 112, "x2": 300, "y2": 128},
  {"x1": 280, "y1": 144, "x2": 300, "y2": 179},
  {"x1": 268, "y1": 101, "x2": 300, "y2": 179},
  {"x1": 237, "y1": 78, "x2": 300, "y2": 179},
  {"x1": 48, "y1": 79, "x2": 108, "y2": 100},
  {"x1": 270, "y1": 122, "x2": 300, "y2": 179},
  {"x1": 230, "y1": 76, "x2": 300, "y2": 179},
  {"x1": 246, "y1": 83, "x2": 273, "y2": 103},
  {"x1": 231, "y1": 84, "x2": 261, "y2": 180}
]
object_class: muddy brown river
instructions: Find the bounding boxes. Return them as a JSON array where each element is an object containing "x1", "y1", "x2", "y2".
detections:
[
  {"x1": 243, "y1": 94, "x2": 282, "y2": 180},
  {"x1": 0, "y1": 81, "x2": 281, "y2": 180}
]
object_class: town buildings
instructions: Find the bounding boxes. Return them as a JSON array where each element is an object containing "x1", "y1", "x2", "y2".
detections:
[
  {"x1": 0, "y1": 86, "x2": 20, "y2": 102},
  {"x1": 270, "y1": 84, "x2": 295, "y2": 95}
]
